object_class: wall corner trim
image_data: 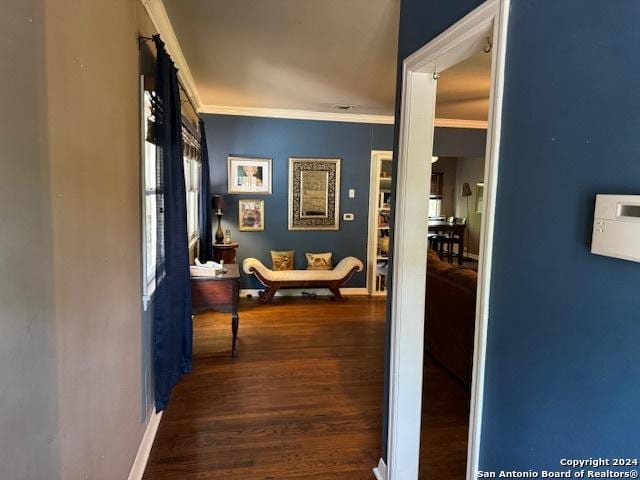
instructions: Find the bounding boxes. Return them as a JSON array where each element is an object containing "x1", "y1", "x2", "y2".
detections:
[
  {"x1": 140, "y1": 0, "x2": 202, "y2": 110},
  {"x1": 373, "y1": 458, "x2": 388, "y2": 480},
  {"x1": 200, "y1": 104, "x2": 396, "y2": 124},
  {"x1": 201, "y1": 105, "x2": 487, "y2": 127},
  {"x1": 127, "y1": 409, "x2": 163, "y2": 480}
]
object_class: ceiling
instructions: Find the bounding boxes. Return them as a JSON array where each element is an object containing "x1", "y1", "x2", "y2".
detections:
[
  {"x1": 163, "y1": 0, "x2": 401, "y2": 117},
  {"x1": 161, "y1": 0, "x2": 490, "y2": 122},
  {"x1": 436, "y1": 50, "x2": 491, "y2": 122}
]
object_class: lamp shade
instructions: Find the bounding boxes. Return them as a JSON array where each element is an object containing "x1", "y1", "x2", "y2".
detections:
[
  {"x1": 461, "y1": 182, "x2": 473, "y2": 197},
  {"x1": 212, "y1": 195, "x2": 226, "y2": 211}
]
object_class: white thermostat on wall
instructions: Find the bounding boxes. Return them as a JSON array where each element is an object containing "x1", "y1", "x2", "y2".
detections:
[{"x1": 591, "y1": 194, "x2": 640, "y2": 263}]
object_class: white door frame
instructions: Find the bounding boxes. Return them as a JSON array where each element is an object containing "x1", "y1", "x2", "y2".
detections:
[
  {"x1": 380, "y1": 1, "x2": 510, "y2": 479},
  {"x1": 368, "y1": 150, "x2": 393, "y2": 295}
]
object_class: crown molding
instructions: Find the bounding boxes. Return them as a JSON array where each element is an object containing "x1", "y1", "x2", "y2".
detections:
[
  {"x1": 433, "y1": 117, "x2": 488, "y2": 129},
  {"x1": 199, "y1": 104, "x2": 395, "y2": 124},
  {"x1": 201, "y1": 105, "x2": 487, "y2": 128},
  {"x1": 141, "y1": 0, "x2": 202, "y2": 110}
]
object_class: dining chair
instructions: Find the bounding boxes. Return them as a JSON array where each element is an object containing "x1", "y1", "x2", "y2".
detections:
[{"x1": 441, "y1": 217, "x2": 467, "y2": 263}]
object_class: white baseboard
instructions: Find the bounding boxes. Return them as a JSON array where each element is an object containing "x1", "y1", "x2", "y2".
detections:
[
  {"x1": 240, "y1": 287, "x2": 369, "y2": 298},
  {"x1": 373, "y1": 458, "x2": 387, "y2": 480},
  {"x1": 128, "y1": 409, "x2": 163, "y2": 480},
  {"x1": 370, "y1": 290, "x2": 388, "y2": 297}
]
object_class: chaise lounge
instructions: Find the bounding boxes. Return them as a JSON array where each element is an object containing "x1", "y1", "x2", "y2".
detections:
[{"x1": 243, "y1": 256, "x2": 364, "y2": 303}]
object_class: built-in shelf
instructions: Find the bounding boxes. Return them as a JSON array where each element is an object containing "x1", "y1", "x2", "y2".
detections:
[{"x1": 371, "y1": 153, "x2": 393, "y2": 294}]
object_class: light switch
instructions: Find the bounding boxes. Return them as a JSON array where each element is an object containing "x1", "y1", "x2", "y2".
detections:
[
  {"x1": 343, "y1": 213, "x2": 355, "y2": 221},
  {"x1": 348, "y1": 189, "x2": 355, "y2": 198}
]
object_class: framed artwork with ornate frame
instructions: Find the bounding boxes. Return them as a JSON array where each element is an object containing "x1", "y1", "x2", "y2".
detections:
[
  {"x1": 238, "y1": 199, "x2": 265, "y2": 231},
  {"x1": 288, "y1": 157, "x2": 341, "y2": 230},
  {"x1": 227, "y1": 156, "x2": 272, "y2": 194}
]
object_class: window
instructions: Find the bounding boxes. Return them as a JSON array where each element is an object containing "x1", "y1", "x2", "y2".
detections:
[
  {"x1": 429, "y1": 172, "x2": 443, "y2": 218},
  {"x1": 182, "y1": 126, "x2": 201, "y2": 245},
  {"x1": 429, "y1": 198, "x2": 442, "y2": 218},
  {"x1": 141, "y1": 81, "x2": 202, "y2": 307},
  {"x1": 142, "y1": 89, "x2": 159, "y2": 300}
]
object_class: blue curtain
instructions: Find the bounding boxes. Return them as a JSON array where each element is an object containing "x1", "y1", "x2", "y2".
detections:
[
  {"x1": 152, "y1": 35, "x2": 193, "y2": 412},
  {"x1": 198, "y1": 119, "x2": 213, "y2": 262}
]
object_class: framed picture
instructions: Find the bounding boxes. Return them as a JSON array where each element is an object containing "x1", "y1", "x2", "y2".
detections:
[
  {"x1": 227, "y1": 156, "x2": 272, "y2": 194},
  {"x1": 288, "y1": 157, "x2": 341, "y2": 230},
  {"x1": 238, "y1": 199, "x2": 265, "y2": 231}
]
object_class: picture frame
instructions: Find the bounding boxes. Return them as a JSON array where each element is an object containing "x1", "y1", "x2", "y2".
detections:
[
  {"x1": 288, "y1": 157, "x2": 341, "y2": 230},
  {"x1": 238, "y1": 199, "x2": 265, "y2": 231},
  {"x1": 227, "y1": 156, "x2": 272, "y2": 194}
]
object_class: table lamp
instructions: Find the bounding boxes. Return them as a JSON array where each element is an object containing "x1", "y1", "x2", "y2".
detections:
[{"x1": 212, "y1": 195, "x2": 226, "y2": 244}]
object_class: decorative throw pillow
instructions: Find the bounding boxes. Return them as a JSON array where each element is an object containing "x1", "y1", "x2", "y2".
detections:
[
  {"x1": 305, "y1": 252, "x2": 333, "y2": 270},
  {"x1": 271, "y1": 251, "x2": 295, "y2": 271}
]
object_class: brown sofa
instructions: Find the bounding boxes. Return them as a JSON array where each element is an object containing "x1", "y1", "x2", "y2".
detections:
[{"x1": 425, "y1": 249, "x2": 477, "y2": 386}]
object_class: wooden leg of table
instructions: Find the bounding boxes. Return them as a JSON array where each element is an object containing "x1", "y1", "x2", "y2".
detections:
[
  {"x1": 458, "y1": 236, "x2": 464, "y2": 265},
  {"x1": 231, "y1": 312, "x2": 239, "y2": 358}
]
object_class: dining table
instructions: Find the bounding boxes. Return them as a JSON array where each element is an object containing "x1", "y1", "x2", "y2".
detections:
[{"x1": 428, "y1": 219, "x2": 466, "y2": 265}]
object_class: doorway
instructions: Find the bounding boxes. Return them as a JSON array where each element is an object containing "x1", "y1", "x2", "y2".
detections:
[
  {"x1": 381, "y1": 1, "x2": 510, "y2": 479},
  {"x1": 368, "y1": 150, "x2": 393, "y2": 295},
  {"x1": 421, "y1": 47, "x2": 491, "y2": 479}
]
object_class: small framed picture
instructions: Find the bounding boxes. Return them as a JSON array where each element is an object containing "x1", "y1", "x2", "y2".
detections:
[
  {"x1": 228, "y1": 156, "x2": 272, "y2": 194},
  {"x1": 238, "y1": 199, "x2": 265, "y2": 231}
]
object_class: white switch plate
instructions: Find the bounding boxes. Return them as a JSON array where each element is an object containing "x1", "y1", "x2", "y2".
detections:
[
  {"x1": 343, "y1": 213, "x2": 354, "y2": 221},
  {"x1": 348, "y1": 189, "x2": 355, "y2": 198}
]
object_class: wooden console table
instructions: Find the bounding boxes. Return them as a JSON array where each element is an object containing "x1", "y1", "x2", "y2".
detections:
[{"x1": 190, "y1": 264, "x2": 240, "y2": 357}]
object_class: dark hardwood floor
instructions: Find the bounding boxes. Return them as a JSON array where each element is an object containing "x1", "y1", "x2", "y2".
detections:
[
  {"x1": 143, "y1": 296, "x2": 470, "y2": 480},
  {"x1": 420, "y1": 355, "x2": 470, "y2": 480},
  {"x1": 143, "y1": 296, "x2": 387, "y2": 480}
]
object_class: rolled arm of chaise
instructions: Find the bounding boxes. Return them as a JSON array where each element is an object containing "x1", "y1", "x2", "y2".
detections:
[{"x1": 332, "y1": 256, "x2": 364, "y2": 276}]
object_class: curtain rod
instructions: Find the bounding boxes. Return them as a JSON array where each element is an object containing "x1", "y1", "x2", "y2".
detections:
[{"x1": 138, "y1": 34, "x2": 200, "y2": 122}]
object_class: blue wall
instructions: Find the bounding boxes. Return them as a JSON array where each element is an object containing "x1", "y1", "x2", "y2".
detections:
[
  {"x1": 201, "y1": 115, "x2": 485, "y2": 289},
  {"x1": 202, "y1": 115, "x2": 394, "y2": 288},
  {"x1": 393, "y1": 0, "x2": 640, "y2": 470}
]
